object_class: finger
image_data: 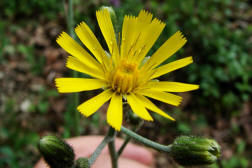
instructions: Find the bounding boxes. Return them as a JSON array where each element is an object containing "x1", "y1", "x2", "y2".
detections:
[
  {"x1": 92, "y1": 154, "x2": 151, "y2": 168},
  {"x1": 67, "y1": 136, "x2": 154, "y2": 166},
  {"x1": 34, "y1": 136, "x2": 154, "y2": 168}
]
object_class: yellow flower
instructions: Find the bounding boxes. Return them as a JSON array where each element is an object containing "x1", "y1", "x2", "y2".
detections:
[{"x1": 55, "y1": 9, "x2": 199, "y2": 131}]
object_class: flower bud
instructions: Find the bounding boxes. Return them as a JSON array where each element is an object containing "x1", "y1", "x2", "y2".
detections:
[
  {"x1": 170, "y1": 136, "x2": 221, "y2": 166},
  {"x1": 75, "y1": 157, "x2": 90, "y2": 168},
  {"x1": 38, "y1": 135, "x2": 75, "y2": 168}
]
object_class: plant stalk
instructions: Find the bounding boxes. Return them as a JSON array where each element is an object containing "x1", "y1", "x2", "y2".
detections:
[
  {"x1": 107, "y1": 127, "x2": 118, "y2": 168},
  {"x1": 88, "y1": 127, "x2": 116, "y2": 165},
  {"x1": 121, "y1": 126, "x2": 172, "y2": 153},
  {"x1": 117, "y1": 136, "x2": 131, "y2": 156},
  {"x1": 64, "y1": 0, "x2": 80, "y2": 135},
  {"x1": 117, "y1": 121, "x2": 144, "y2": 156}
]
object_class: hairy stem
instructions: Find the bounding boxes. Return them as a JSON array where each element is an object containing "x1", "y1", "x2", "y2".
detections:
[
  {"x1": 88, "y1": 127, "x2": 115, "y2": 165},
  {"x1": 64, "y1": 0, "x2": 80, "y2": 135},
  {"x1": 117, "y1": 136, "x2": 131, "y2": 156},
  {"x1": 117, "y1": 121, "x2": 144, "y2": 156},
  {"x1": 108, "y1": 127, "x2": 118, "y2": 168},
  {"x1": 121, "y1": 126, "x2": 172, "y2": 153}
]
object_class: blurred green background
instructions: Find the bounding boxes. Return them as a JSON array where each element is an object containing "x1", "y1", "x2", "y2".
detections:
[{"x1": 0, "y1": 0, "x2": 251, "y2": 167}]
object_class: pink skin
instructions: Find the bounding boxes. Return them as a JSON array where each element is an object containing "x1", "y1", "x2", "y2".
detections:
[{"x1": 34, "y1": 136, "x2": 154, "y2": 168}]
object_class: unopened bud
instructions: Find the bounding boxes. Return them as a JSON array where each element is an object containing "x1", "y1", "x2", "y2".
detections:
[
  {"x1": 38, "y1": 135, "x2": 75, "y2": 168},
  {"x1": 171, "y1": 136, "x2": 221, "y2": 166},
  {"x1": 75, "y1": 157, "x2": 90, "y2": 168}
]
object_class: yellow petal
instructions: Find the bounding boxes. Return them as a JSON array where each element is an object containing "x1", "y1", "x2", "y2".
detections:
[
  {"x1": 120, "y1": 15, "x2": 137, "y2": 60},
  {"x1": 77, "y1": 89, "x2": 113, "y2": 117},
  {"x1": 75, "y1": 22, "x2": 110, "y2": 69},
  {"x1": 55, "y1": 78, "x2": 106, "y2": 93},
  {"x1": 126, "y1": 93, "x2": 153, "y2": 121},
  {"x1": 56, "y1": 32, "x2": 101, "y2": 70},
  {"x1": 66, "y1": 56, "x2": 105, "y2": 80},
  {"x1": 132, "y1": 18, "x2": 165, "y2": 65},
  {"x1": 151, "y1": 56, "x2": 193, "y2": 79},
  {"x1": 122, "y1": 11, "x2": 165, "y2": 64},
  {"x1": 139, "y1": 89, "x2": 182, "y2": 106},
  {"x1": 142, "y1": 31, "x2": 187, "y2": 71},
  {"x1": 96, "y1": 9, "x2": 119, "y2": 64},
  {"x1": 121, "y1": 10, "x2": 159, "y2": 61},
  {"x1": 107, "y1": 93, "x2": 123, "y2": 131},
  {"x1": 137, "y1": 10, "x2": 153, "y2": 25},
  {"x1": 135, "y1": 94, "x2": 175, "y2": 121},
  {"x1": 145, "y1": 81, "x2": 199, "y2": 92}
]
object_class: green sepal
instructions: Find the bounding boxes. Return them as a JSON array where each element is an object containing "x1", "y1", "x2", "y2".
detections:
[{"x1": 75, "y1": 157, "x2": 90, "y2": 168}]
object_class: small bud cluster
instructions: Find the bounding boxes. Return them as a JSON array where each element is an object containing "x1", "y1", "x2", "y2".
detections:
[{"x1": 75, "y1": 158, "x2": 90, "y2": 168}]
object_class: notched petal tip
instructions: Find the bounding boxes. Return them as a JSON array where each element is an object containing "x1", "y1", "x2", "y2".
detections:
[
  {"x1": 77, "y1": 106, "x2": 88, "y2": 117},
  {"x1": 54, "y1": 78, "x2": 65, "y2": 93},
  {"x1": 170, "y1": 95, "x2": 183, "y2": 107},
  {"x1": 65, "y1": 56, "x2": 71, "y2": 67},
  {"x1": 56, "y1": 31, "x2": 67, "y2": 42},
  {"x1": 74, "y1": 23, "x2": 81, "y2": 31},
  {"x1": 107, "y1": 121, "x2": 121, "y2": 131},
  {"x1": 189, "y1": 56, "x2": 194, "y2": 62},
  {"x1": 146, "y1": 117, "x2": 154, "y2": 122},
  {"x1": 152, "y1": 18, "x2": 166, "y2": 27},
  {"x1": 176, "y1": 30, "x2": 187, "y2": 42},
  {"x1": 192, "y1": 84, "x2": 200, "y2": 90},
  {"x1": 54, "y1": 78, "x2": 60, "y2": 87},
  {"x1": 96, "y1": 8, "x2": 108, "y2": 16},
  {"x1": 139, "y1": 9, "x2": 153, "y2": 17},
  {"x1": 96, "y1": 9, "x2": 101, "y2": 14},
  {"x1": 176, "y1": 97, "x2": 183, "y2": 106},
  {"x1": 184, "y1": 56, "x2": 194, "y2": 65},
  {"x1": 170, "y1": 117, "x2": 176, "y2": 121},
  {"x1": 54, "y1": 78, "x2": 68, "y2": 93},
  {"x1": 163, "y1": 114, "x2": 175, "y2": 121},
  {"x1": 74, "y1": 21, "x2": 85, "y2": 32}
]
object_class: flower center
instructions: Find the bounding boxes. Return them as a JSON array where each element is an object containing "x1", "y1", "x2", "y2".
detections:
[{"x1": 110, "y1": 60, "x2": 139, "y2": 94}]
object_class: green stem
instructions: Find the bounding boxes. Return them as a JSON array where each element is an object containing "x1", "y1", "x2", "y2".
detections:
[
  {"x1": 64, "y1": 0, "x2": 80, "y2": 135},
  {"x1": 108, "y1": 127, "x2": 118, "y2": 168},
  {"x1": 88, "y1": 127, "x2": 115, "y2": 165},
  {"x1": 121, "y1": 126, "x2": 172, "y2": 153},
  {"x1": 117, "y1": 121, "x2": 144, "y2": 156},
  {"x1": 67, "y1": 0, "x2": 74, "y2": 37},
  {"x1": 117, "y1": 136, "x2": 131, "y2": 156}
]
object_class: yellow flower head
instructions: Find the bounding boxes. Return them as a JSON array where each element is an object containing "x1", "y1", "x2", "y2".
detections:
[{"x1": 55, "y1": 9, "x2": 199, "y2": 131}]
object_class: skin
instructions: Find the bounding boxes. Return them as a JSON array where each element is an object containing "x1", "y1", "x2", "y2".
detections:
[{"x1": 34, "y1": 136, "x2": 154, "y2": 168}]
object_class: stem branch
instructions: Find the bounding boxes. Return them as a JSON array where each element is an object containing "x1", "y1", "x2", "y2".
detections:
[
  {"x1": 121, "y1": 126, "x2": 172, "y2": 153},
  {"x1": 117, "y1": 121, "x2": 144, "y2": 156},
  {"x1": 88, "y1": 127, "x2": 115, "y2": 165},
  {"x1": 117, "y1": 136, "x2": 131, "y2": 156}
]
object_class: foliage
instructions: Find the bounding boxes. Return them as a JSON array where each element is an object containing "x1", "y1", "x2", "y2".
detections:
[
  {"x1": 0, "y1": 0, "x2": 63, "y2": 20},
  {"x1": 148, "y1": 0, "x2": 251, "y2": 115},
  {"x1": 0, "y1": 99, "x2": 40, "y2": 168}
]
